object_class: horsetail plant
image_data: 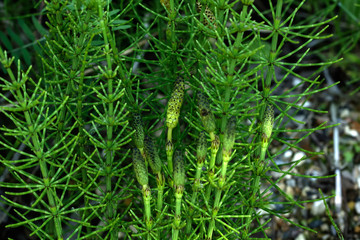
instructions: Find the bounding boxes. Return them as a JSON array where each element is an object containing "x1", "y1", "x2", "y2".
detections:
[{"x1": 0, "y1": 0, "x2": 344, "y2": 239}]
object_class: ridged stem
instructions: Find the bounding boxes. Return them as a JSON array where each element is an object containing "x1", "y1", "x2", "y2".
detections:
[
  {"x1": 172, "y1": 186, "x2": 184, "y2": 240},
  {"x1": 156, "y1": 173, "x2": 165, "y2": 216},
  {"x1": 19, "y1": 92, "x2": 62, "y2": 238},
  {"x1": 99, "y1": 7, "x2": 118, "y2": 239},
  {"x1": 166, "y1": 140, "x2": 174, "y2": 174},
  {"x1": 207, "y1": 154, "x2": 230, "y2": 240},
  {"x1": 205, "y1": 135, "x2": 219, "y2": 199},
  {"x1": 0, "y1": 48, "x2": 64, "y2": 239},
  {"x1": 186, "y1": 156, "x2": 205, "y2": 234},
  {"x1": 143, "y1": 185, "x2": 153, "y2": 232}
]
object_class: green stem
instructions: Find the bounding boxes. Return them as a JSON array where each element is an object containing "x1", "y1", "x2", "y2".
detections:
[
  {"x1": 156, "y1": 173, "x2": 165, "y2": 216},
  {"x1": 208, "y1": 133, "x2": 217, "y2": 170},
  {"x1": 143, "y1": 185, "x2": 153, "y2": 232},
  {"x1": 172, "y1": 185, "x2": 184, "y2": 240},
  {"x1": 207, "y1": 154, "x2": 230, "y2": 239},
  {"x1": 166, "y1": 138, "x2": 174, "y2": 174},
  {"x1": 168, "y1": 127, "x2": 173, "y2": 142},
  {"x1": 155, "y1": 176, "x2": 164, "y2": 238},
  {"x1": 205, "y1": 136, "x2": 219, "y2": 199},
  {"x1": 260, "y1": 143, "x2": 268, "y2": 162},
  {"x1": 169, "y1": 0, "x2": 177, "y2": 51},
  {"x1": 24, "y1": 99, "x2": 63, "y2": 239},
  {"x1": 0, "y1": 48, "x2": 64, "y2": 239},
  {"x1": 99, "y1": 6, "x2": 117, "y2": 238},
  {"x1": 205, "y1": 3, "x2": 253, "y2": 238},
  {"x1": 262, "y1": 0, "x2": 282, "y2": 112},
  {"x1": 186, "y1": 157, "x2": 204, "y2": 234}
]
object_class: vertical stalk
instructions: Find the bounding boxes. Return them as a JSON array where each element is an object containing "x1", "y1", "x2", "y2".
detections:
[
  {"x1": 205, "y1": 135, "x2": 219, "y2": 199},
  {"x1": 185, "y1": 160, "x2": 203, "y2": 234},
  {"x1": 166, "y1": 130, "x2": 174, "y2": 174},
  {"x1": 133, "y1": 148, "x2": 152, "y2": 236},
  {"x1": 207, "y1": 115, "x2": 236, "y2": 239},
  {"x1": 262, "y1": 0, "x2": 282, "y2": 107},
  {"x1": 166, "y1": 138, "x2": 174, "y2": 174},
  {"x1": 156, "y1": 172, "x2": 165, "y2": 238},
  {"x1": 169, "y1": 0, "x2": 177, "y2": 51},
  {"x1": 206, "y1": 152, "x2": 231, "y2": 239},
  {"x1": 172, "y1": 150, "x2": 185, "y2": 240},
  {"x1": 203, "y1": 0, "x2": 246, "y2": 234},
  {"x1": 77, "y1": 32, "x2": 96, "y2": 236},
  {"x1": 216, "y1": 3, "x2": 249, "y2": 167},
  {"x1": 186, "y1": 131, "x2": 207, "y2": 234},
  {"x1": 14, "y1": 89, "x2": 62, "y2": 238},
  {"x1": 0, "y1": 48, "x2": 64, "y2": 239},
  {"x1": 156, "y1": 173, "x2": 165, "y2": 216},
  {"x1": 29, "y1": 116, "x2": 63, "y2": 240},
  {"x1": 143, "y1": 184, "x2": 153, "y2": 231},
  {"x1": 99, "y1": 5, "x2": 117, "y2": 238},
  {"x1": 172, "y1": 188, "x2": 184, "y2": 240}
]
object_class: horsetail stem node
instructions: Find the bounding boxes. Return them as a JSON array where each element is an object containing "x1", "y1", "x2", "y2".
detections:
[
  {"x1": 166, "y1": 77, "x2": 185, "y2": 130},
  {"x1": 166, "y1": 140, "x2": 174, "y2": 173},
  {"x1": 133, "y1": 148, "x2": 148, "y2": 187},
  {"x1": 144, "y1": 136, "x2": 162, "y2": 174},
  {"x1": 172, "y1": 151, "x2": 185, "y2": 240},
  {"x1": 262, "y1": 104, "x2": 274, "y2": 147},
  {"x1": 132, "y1": 113, "x2": 145, "y2": 151},
  {"x1": 222, "y1": 116, "x2": 237, "y2": 159},
  {"x1": 209, "y1": 134, "x2": 220, "y2": 172},
  {"x1": 198, "y1": 92, "x2": 216, "y2": 135}
]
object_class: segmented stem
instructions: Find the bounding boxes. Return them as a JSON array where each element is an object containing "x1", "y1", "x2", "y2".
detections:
[
  {"x1": 166, "y1": 140, "x2": 174, "y2": 174},
  {"x1": 207, "y1": 117, "x2": 236, "y2": 239},
  {"x1": 0, "y1": 49, "x2": 64, "y2": 239},
  {"x1": 133, "y1": 148, "x2": 152, "y2": 232},
  {"x1": 172, "y1": 150, "x2": 185, "y2": 240},
  {"x1": 143, "y1": 184, "x2": 153, "y2": 230},
  {"x1": 205, "y1": 134, "x2": 220, "y2": 199},
  {"x1": 186, "y1": 131, "x2": 207, "y2": 234},
  {"x1": 156, "y1": 173, "x2": 165, "y2": 216}
]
